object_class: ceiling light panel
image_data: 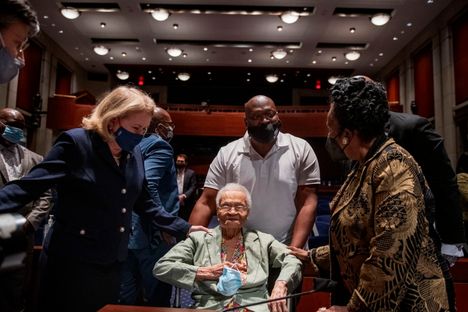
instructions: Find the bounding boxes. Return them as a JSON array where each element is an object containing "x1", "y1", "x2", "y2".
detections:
[
  {"x1": 155, "y1": 39, "x2": 302, "y2": 49},
  {"x1": 140, "y1": 4, "x2": 314, "y2": 17},
  {"x1": 333, "y1": 7, "x2": 393, "y2": 18},
  {"x1": 60, "y1": 2, "x2": 120, "y2": 13}
]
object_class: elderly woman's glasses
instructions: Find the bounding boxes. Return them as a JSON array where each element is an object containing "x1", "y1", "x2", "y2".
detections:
[{"x1": 218, "y1": 202, "x2": 247, "y2": 212}]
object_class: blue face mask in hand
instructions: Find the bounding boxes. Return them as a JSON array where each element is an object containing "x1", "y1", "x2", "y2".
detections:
[
  {"x1": 2, "y1": 125, "x2": 24, "y2": 144},
  {"x1": 114, "y1": 127, "x2": 143, "y2": 152},
  {"x1": 216, "y1": 266, "x2": 242, "y2": 296}
]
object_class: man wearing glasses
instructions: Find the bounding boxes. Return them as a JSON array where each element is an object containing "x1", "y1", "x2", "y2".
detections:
[
  {"x1": 190, "y1": 95, "x2": 321, "y2": 250},
  {"x1": 0, "y1": 0, "x2": 39, "y2": 84}
]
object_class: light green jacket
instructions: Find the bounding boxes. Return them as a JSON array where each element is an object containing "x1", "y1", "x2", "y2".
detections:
[{"x1": 153, "y1": 226, "x2": 302, "y2": 312}]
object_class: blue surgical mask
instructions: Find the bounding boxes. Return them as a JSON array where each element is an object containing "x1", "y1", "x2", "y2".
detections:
[
  {"x1": 2, "y1": 125, "x2": 25, "y2": 144},
  {"x1": 216, "y1": 266, "x2": 242, "y2": 296},
  {"x1": 114, "y1": 127, "x2": 143, "y2": 152},
  {"x1": 0, "y1": 34, "x2": 25, "y2": 84}
]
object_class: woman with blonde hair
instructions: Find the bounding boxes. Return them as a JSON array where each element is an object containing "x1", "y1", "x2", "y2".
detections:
[{"x1": 0, "y1": 85, "x2": 208, "y2": 312}]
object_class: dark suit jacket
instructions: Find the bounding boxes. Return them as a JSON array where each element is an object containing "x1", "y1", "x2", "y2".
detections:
[
  {"x1": 128, "y1": 134, "x2": 180, "y2": 249},
  {"x1": 0, "y1": 144, "x2": 52, "y2": 229},
  {"x1": 0, "y1": 128, "x2": 189, "y2": 264},
  {"x1": 388, "y1": 111, "x2": 465, "y2": 244},
  {"x1": 178, "y1": 168, "x2": 197, "y2": 221}
]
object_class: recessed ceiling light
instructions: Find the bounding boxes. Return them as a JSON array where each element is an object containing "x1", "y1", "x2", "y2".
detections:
[
  {"x1": 109, "y1": 56, "x2": 114, "y2": 60},
  {"x1": 51, "y1": 23, "x2": 56, "y2": 27},
  {"x1": 100, "y1": 22, "x2": 106, "y2": 28},
  {"x1": 344, "y1": 51, "x2": 360, "y2": 61},
  {"x1": 177, "y1": 72, "x2": 190, "y2": 81},
  {"x1": 148, "y1": 70, "x2": 152, "y2": 74},
  {"x1": 280, "y1": 79, "x2": 284, "y2": 83},
  {"x1": 379, "y1": 52, "x2": 384, "y2": 56},
  {"x1": 61, "y1": 7, "x2": 80, "y2": 20},
  {"x1": 407, "y1": 22, "x2": 413, "y2": 27},
  {"x1": 331, "y1": 56, "x2": 337, "y2": 61},
  {"x1": 94, "y1": 45, "x2": 109, "y2": 55},
  {"x1": 401, "y1": 30, "x2": 405, "y2": 34},
  {"x1": 121, "y1": 52, "x2": 127, "y2": 57},
  {"x1": 151, "y1": 9, "x2": 170, "y2": 21},
  {"x1": 247, "y1": 72, "x2": 251, "y2": 76},
  {"x1": 248, "y1": 48, "x2": 253, "y2": 52},
  {"x1": 280, "y1": 11, "x2": 300, "y2": 24},
  {"x1": 116, "y1": 70, "x2": 129, "y2": 80},
  {"x1": 285, "y1": 60, "x2": 290, "y2": 63},
  {"x1": 173, "y1": 23, "x2": 179, "y2": 30},
  {"x1": 370, "y1": 13, "x2": 391, "y2": 26},
  {"x1": 265, "y1": 74, "x2": 279, "y2": 83},
  {"x1": 277, "y1": 26, "x2": 283, "y2": 32},
  {"x1": 349, "y1": 27, "x2": 356, "y2": 33},
  {"x1": 318, "y1": 50, "x2": 322, "y2": 54},
  {"x1": 152, "y1": 77, "x2": 156, "y2": 80},
  {"x1": 246, "y1": 78, "x2": 250, "y2": 82},
  {"x1": 203, "y1": 47, "x2": 208, "y2": 51},
  {"x1": 168, "y1": 57, "x2": 173, "y2": 61},
  {"x1": 182, "y1": 53, "x2": 187, "y2": 58},
  {"x1": 43, "y1": 15, "x2": 49, "y2": 19},
  {"x1": 370, "y1": 63, "x2": 374, "y2": 67},
  {"x1": 84, "y1": 57, "x2": 89, "y2": 61},
  {"x1": 345, "y1": 61, "x2": 349, "y2": 64},
  {"x1": 58, "y1": 30, "x2": 64, "y2": 34},
  {"x1": 248, "y1": 59, "x2": 252, "y2": 63},
  {"x1": 306, "y1": 73, "x2": 311, "y2": 77},
  {"x1": 142, "y1": 57, "x2": 147, "y2": 61},
  {"x1": 271, "y1": 48, "x2": 287, "y2": 59},
  {"x1": 393, "y1": 36, "x2": 398, "y2": 40},
  {"x1": 270, "y1": 55, "x2": 274, "y2": 60},
  {"x1": 427, "y1": 0, "x2": 434, "y2": 3},
  {"x1": 167, "y1": 47, "x2": 182, "y2": 57},
  {"x1": 312, "y1": 60, "x2": 317, "y2": 64}
]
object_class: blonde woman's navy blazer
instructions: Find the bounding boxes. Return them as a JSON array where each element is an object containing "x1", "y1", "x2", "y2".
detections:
[{"x1": 0, "y1": 128, "x2": 190, "y2": 264}]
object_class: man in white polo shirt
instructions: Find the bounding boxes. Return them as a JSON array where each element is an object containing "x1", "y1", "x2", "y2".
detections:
[{"x1": 189, "y1": 95, "x2": 320, "y2": 248}]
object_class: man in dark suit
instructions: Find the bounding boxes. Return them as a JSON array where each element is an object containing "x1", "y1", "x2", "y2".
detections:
[
  {"x1": 0, "y1": 108, "x2": 52, "y2": 312},
  {"x1": 176, "y1": 154, "x2": 197, "y2": 221}
]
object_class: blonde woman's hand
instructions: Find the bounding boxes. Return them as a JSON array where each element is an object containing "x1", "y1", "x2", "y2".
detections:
[
  {"x1": 287, "y1": 246, "x2": 309, "y2": 261},
  {"x1": 188, "y1": 225, "x2": 212, "y2": 235}
]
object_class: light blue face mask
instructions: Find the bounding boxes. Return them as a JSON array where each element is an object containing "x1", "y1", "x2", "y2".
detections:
[
  {"x1": 216, "y1": 266, "x2": 242, "y2": 296},
  {"x1": 0, "y1": 34, "x2": 25, "y2": 84},
  {"x1": 2, "y1": 124, "x2": 25, "y2": 144}
]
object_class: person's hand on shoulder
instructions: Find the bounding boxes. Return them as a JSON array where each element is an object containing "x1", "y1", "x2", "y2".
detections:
[
  {"x1": 188, "y1": 225, "x2": 212, "y2": 235},
  {"x1": 287, "y1": 246, "x2": 309, "y2": 261}
]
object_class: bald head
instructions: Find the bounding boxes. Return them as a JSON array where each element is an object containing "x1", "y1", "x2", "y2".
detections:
[
  {"x1": 0, "y1": 108, "x2": 25, "y2": 129},
  {"x1": 244, "y1": 95, "x2": 277, "y2": 113}
]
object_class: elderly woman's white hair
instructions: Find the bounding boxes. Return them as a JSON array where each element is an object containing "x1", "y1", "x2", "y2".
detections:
[{"x1": 215, "y1": 183, "x2": 252, "y2": 209}]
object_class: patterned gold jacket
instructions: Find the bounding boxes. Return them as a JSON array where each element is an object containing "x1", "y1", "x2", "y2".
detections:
[{"x1": 314, "y1": 138, "x2": 449, "y2": 311}]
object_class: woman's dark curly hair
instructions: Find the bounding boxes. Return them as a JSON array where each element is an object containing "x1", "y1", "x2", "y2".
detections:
[{"x1": 330, "y1": 76, "x2": 389, "y2": 142}]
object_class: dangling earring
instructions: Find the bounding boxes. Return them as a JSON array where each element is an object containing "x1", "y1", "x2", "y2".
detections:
[{"x1": 342, "y1": 138, "x2": 348, "y2": 145}]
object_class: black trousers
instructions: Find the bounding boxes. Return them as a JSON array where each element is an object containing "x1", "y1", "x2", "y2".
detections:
[{"x1": 38, "y1": 254, "x2": 121, "y2": 312}]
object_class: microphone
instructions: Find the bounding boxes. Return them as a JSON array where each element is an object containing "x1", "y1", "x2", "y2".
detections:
[{"x1": 222, "y1": 277, "x2": 337, "y2": 312}]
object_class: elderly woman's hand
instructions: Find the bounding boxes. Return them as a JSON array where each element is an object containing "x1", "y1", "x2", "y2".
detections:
[
  {"x1": 268, "y1": 280, "x2": 288, "y2": 312},
  {"x1": 195, "y1": 262, "x2": 235, "y2": 281},
  {"x1": 287, "y1": 246, "x2": 309, "y2": 261}
]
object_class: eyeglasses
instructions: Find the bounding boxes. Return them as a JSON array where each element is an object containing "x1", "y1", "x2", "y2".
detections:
[
  {"x1": 248, "y1": 110, "x2": 278, "y2": 122},
  {"x1": 218, "y1": 202, "x2": 248, "y2": 212},
  {"x1": 159, "y1": 122, "x2": 175, "y2": 130}
]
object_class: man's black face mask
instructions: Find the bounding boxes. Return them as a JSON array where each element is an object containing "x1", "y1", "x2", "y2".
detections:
[{"x1": 247, "y1": 121, "x2": 280, "y2": 144}]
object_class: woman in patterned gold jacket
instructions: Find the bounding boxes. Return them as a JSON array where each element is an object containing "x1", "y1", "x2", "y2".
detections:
[{"x1": 290, "y1": 76, "x2": 451, "y2": 312}]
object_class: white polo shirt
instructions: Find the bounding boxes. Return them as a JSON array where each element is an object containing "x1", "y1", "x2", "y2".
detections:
[{"x1": 204, "y1": 131, "x2": 321, "y2": 243}]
